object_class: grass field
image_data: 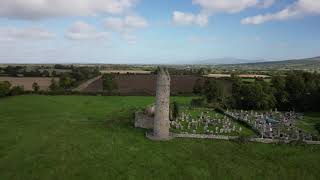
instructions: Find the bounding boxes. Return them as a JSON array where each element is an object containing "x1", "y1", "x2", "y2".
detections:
[
  {"x1": 297, "y1": 112, "x2": 320, "y2": 135},
  {"x1": 0, "y1": 95, "x2": 320, "y2": 180}
]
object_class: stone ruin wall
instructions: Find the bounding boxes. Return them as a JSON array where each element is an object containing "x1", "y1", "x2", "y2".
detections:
[{"x1": 134, "y1": 111, "x2": 154, "y2": 129}]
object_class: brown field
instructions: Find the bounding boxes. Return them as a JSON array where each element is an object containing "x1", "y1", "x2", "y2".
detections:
[
  {"x1": 84, "y1": 74, "x2": 233, "y2": 95},
  {"x1": 100, "y1": 70, "x2": 152, "y2": 74},
  {"x1": 205, "y1": 74, "x2": 231, "y2": 78},
  {"x1": 0, "y1": 77, "x2": 58, "y2": 91}
]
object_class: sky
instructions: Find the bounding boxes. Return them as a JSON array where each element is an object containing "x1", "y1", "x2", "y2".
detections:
[{"x1": 0, "y1": 0, "x2": 319, "y2": 64}]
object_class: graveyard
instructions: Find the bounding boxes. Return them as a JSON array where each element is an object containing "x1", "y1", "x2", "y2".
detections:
[
  {"x1": 1, "y1": 95, "x2": 320, "y2": 179},
  {"x1": 135, "y1": 68, "x2": 319, "y2": 143},
  {"x1": 170, "y1": 107, "x2": 255, "y2": 137},
  {"x1": 225, "y1": 109, "x2": 319, "y2": 142}
]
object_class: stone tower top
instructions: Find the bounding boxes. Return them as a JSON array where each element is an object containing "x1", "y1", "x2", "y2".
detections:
[{"x1": 157, "y1": 67, "x2": 170, "y2": 87}]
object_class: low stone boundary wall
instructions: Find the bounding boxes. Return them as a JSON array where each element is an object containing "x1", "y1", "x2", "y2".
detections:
[
  {"x1": 303, "y1": 140, "x2": 320, "y2": 145},
  {"x1": 172, "y1": 133, "x2": 239, "y2": 140},
  {"x1": 172, "y1": 133, "x2": 320, "y2": 145},
  {"x1": 135, "y1": 111, "x2": 153, "y2": 129},
  {"x1": 250, "y1": 138, "x2": 320, "y2": 145}
]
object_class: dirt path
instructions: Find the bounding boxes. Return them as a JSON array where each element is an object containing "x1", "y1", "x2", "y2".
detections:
[{"x1": 73, "y1": 75, "x2": 102, "y2": 92}]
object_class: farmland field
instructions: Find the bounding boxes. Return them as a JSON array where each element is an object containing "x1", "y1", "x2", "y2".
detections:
[
  {"x1": 0, "y1": 95, "x2": 320, "y2": 179},
  {"x1": 100, "y1": 70, "x2": 152, "y2": 74},
  {"x1": 0, "y1": 77, "x2": 58, "y2": 91},
  {"x1": 84, "y1": 74, "x2": 224, "y2": 95}
]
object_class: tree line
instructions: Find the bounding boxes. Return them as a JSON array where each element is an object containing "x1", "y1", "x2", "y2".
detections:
[{"x1": 194, "y1": 71, "x2": 320, "y2": 112}]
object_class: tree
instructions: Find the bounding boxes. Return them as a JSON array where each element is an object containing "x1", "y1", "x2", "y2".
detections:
[
  {"x1": 203, "y1": 79, "x2": 225, "y2": 103},
  {"x1": 59, "y1": 74, "x2": 75, "y2": 90},
  {"x1": 172, "y1": 101, "x2": 180, "y2": 120},
  {"x1": 42, "y1": 70, "x2": 50, "y2": 77},
  {"x1": 231, "y1": 80, "x2": 276, "y2": 110},
  {"x1": 52, "y1": 70, "x2": 57, "y2": 77},
  {"x1": 285, "y1": 72, "x2": 306, "y2": 110},
  {"x1": 103, "y1": 74, "x2": 118, "y2": 92},
  {"x1": 0, "y1": 81, "x2": 11, "y2": 97},
  {"x1": 271, "y1": 76, "x2": 289, "y2": 109},
  {"x1": 193, "y1": 78, "x2": 203, "y2": 94},
  {"x1": 32, "y1": 82, "x2": 40, "y2": 92},
  {"x1": 197, "y1": 68, "x2": 207, "y2": 75},
  {"x1": 49, "y1": 79, "x2": 59, "y2": 91},
  {"x1": 230, "y1": 77, "x2": 243, "y2": 107}
]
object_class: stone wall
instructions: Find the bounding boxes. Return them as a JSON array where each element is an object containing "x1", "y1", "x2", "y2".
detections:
[
  {"x1": 172, "y1": 133, "x2": 320, "y2": 145},
  {"x1": 172, "y1": 133, "x2": 239, "y2": 140},
  {"x1": 134, "y1": 111, "x2": 153, "y2": 129}
]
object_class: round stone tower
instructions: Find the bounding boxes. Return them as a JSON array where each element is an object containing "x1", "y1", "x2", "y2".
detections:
[{"x1": 147, "y1": 67, "x2": 171, "y2": 140}]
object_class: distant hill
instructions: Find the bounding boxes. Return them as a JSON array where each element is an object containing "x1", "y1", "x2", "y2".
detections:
[
  {"x1": 216, "y1": 56, "x2": 320, "y2": 71},
  {"x1": 197, "y1": 57, "x2": 262, "y2": 65}
]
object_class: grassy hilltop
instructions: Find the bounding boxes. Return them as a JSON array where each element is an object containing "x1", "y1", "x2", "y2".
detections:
[{"x1": 0, "y1": 95, "x2": 320, "y2": 180}]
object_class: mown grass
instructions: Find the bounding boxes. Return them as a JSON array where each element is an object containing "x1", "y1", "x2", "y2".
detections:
[
  {"x1": 0, "y1": 95, "x2": 320, "y2": 180},
  {"x1": 297, "y1": 112, "x2": 320, "y2": 135}
]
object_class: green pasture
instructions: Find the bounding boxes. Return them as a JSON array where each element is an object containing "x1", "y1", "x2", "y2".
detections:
[{"x1": 0, "y1": 95, "x2": 319, "y2": 180}]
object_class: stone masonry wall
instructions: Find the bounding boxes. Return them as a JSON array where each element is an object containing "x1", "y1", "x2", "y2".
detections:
[
  {"x1": 134, "y1": 112, "x2": 154, "y2": 129},
  {"x1": 153, "y1": 68, "x2": 171, "y2": 140}
]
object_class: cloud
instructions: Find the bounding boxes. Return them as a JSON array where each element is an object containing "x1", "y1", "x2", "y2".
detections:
[
  {"x1": 65, "y1": 21, "x2": 109, "y2": 40},
  {"x1": 192, "y1": 0, "x2": 259, "y2": 14},
  {"x1": 0, "y1": 0, "x2": 138, "y2": 20},
  {"x1": 241, "y1": 0, "x2": 320, "y2": 24},
  {"x1": 257, "y1": 0, "x2": 276, "y2": 8},
  {"x1": 173, "y1": 11, "x2": 208, "y2": 27},
  {"x1": 173, "y1": 0, "x2": 275, "y2": 27},
  {"x1": 0, "y1": 26, "x2": 55, "y2": 41},
  {"x1": 104, "y1": 15, "x2": 148, "y2": 44},
  {"x1": 104, "y1": 15, "x2": 148, "y2": 32}
]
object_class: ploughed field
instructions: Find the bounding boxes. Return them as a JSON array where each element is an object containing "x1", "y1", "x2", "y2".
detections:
[
  {"x1": 84, "y1": 74, "x2": 233, "y2": 95},
  {"x1": 0, "y1": 95, "x2": 320, "y2": 180},
  {"x1": 0, "y1": 77, "x2": 58, "y2": 91}
]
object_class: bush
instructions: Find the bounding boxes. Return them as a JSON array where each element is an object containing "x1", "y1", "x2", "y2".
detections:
[
  {"x1": 10, "y1": 86, "x2": 24, "y2": 96},
  {"x1": 232, "y1": 135, "x2": 250, "y2": 144},
  {"x1": 171, "y1": 101, "x2": 180, "y2": 120},
  {"x1": 32, "y1": 82, "x2": 40, "y2": 92},
  {"x1": 215, "y1": 107, "x2": 225, "y2": 114},
  {"x1": 102, "y1": 74, "x2": 118, "y2": 92},
  {"x1": 0, "y1": 81, "x2": 11, "y2": 97},
  {"x1": 49, "y1": 78, "x2": 59, "y2": 91}
]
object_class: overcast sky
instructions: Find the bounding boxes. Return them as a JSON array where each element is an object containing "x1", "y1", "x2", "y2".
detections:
[{"x1": 0, "y1": 0, "x2": 319, "y2": 64}]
